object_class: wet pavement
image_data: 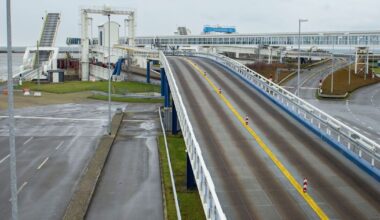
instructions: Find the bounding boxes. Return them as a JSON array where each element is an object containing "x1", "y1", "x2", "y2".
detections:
[
  {"x1": 283, "y1": 58, "x2": 380, "y2": 143},
  {"x1": 0, "y1": 102, "x2": 125, "y2": 220},
  {"x1": 86, "y1": 103, "x2": 163, "y2": 220}
]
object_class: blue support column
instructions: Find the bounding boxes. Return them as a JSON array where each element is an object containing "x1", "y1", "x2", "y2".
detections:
[
  {"x1": 160, "y1": 68, "x2": 165, "y2": 96},
  {"x1": 146, "y1": 60, "x2": 151, "y2": 84},
  {"x1": 172, "y1": 99, "x2": 178, "y2": 135},
  {"x1": 187, "y1": 153, "x2": 197, "y2": 189},
  {"x1": 164, "y1": 74, "x2": 170, "y2": 107}
]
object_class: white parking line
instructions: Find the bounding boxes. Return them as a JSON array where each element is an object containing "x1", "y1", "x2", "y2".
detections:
[
  {"x1": 17, "y1": 181, "x2": 28, "y2": 194},
  {"x1": 0, "y1": 115, "x2": 106, "y2": 122},
  {"x1": 0, "y1": 154, "x2": 10, "y2": 164},
  {"x1": 9, "y1": 181, "x2": 28, "y2": 201},
  {"x1": 37, "y1": 157, "x2": 49, "y2": 170},
  {"x1": 55, "y1": 141, "x2": 65, "y2": 150},
  {"x1": 23, "y1": 137, "x2": 33, "y2": 145}
]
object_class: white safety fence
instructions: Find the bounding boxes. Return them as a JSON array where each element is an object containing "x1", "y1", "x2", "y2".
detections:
[
  {"x1": 89, "y1": 64, "x2": 115, "y2": 81},
  {"x1": 160, "y1": 51, "x2": 226, "y2": 220},
  {"x1": 171, "y1": 51, "x2": 379, "y2": 175}
]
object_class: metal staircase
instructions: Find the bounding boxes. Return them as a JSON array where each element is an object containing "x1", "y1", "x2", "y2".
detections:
[{"x1": 37, "y1": 13, "x2": 60, "y2": 66}]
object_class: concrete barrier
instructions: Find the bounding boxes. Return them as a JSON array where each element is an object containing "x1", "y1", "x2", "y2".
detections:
[{"x1": 62, "y1": 112, "x2": 124, "y2": 220}]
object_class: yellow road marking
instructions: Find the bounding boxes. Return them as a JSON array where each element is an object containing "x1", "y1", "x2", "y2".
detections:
[{"x1": 184, "y1": 58, "x2": 329, "y2": 220}]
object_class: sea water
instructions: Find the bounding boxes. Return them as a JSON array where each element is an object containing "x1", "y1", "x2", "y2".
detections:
[{"x1": 0, "y1": 53, "x2": 24, "y2": 81}]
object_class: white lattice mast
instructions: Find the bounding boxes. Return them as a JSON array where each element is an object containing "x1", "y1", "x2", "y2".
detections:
[{"x1": 80, "y1": 6, "x2": 135, "y2": 81}]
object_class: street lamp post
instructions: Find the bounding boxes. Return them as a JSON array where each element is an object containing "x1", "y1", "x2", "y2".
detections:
[
  {"x1": 297, "y1": 19, "x2": 308, "y2": 97},
  {"x1": 6, "y1": 0, "x2": 19, "y2": 219},
  {"x1": 330, "y1": 36, "x2": 342, "y2": 93},
  {"x1": 88, "y1": 17, "x2": 93, "y2": 45},
  {"x1": 124, "y1": 19, "x2": 128, "y2": 44},
  {"x1": 346, "y1": 33, "x2": 351, "y2": 85},
  {"x1": 330, "y1": 37, "x2": 335, "y2": 93},
  {"x1": 107, "y1": 14, "x2": 112, "y2": 135}
]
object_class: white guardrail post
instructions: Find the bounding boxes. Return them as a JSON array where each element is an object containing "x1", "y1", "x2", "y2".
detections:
[
  {"x1": 170, "y1": 50, "x2": 379, "y2": 179},
  {"x1": 160, "y1": 51, "x2": 227, "y2": 220}
]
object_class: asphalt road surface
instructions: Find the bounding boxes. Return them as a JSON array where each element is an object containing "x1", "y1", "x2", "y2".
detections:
[
  {"x1": 168, "y1": 56, "x2": 380, "y2": 219},
  {"x1": 283, "y1": 57, "x2": 380, "y2": 143},
  {"x1": 307, "y1": 83, "x2": 380, "y2": 143},
  {"x1": 0, "y1": 102, "x2": 124, "y2": 220},
  {"x1": 284, "y1": 57, "x2": 348, "y2": 99},
  {"x1": 86, "y1": 103, "x2": 163, "y2": 220}
]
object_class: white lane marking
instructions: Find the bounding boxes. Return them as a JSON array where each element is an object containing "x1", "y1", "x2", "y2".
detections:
[
  {"x1": 0, "y1": 154, "x2": 10, "y2": 164},
  {"x1": 353, "y1": 126, "x2": 360, "y2": 130},
  {"x1": 9, "y1": 181, "x2": 28, "y2": 201},
  {"x1": 368, "y1": 126, "x2": 373, "y2": 130},
  {"x1": 55, "y1": 141, "x2": 65, "y2": 150},
  {"x1": 23, "y1": 137, "x2": 33, "y2": 145},
  {"x1": 300, "y1": 87, "x2": 318, "y2": 90},
  {"x1": 37, "y1": 157, "x2": 49, "y2": 170},
  {"x1": 0, "y1": 115, "x2": 106, "y2": 122},
  {"x1": 282, "y1": 86, "x2": 294, "y2": 89},
  {"x1": 17, "y1": 181, "x2": 28, "y2": 194}
]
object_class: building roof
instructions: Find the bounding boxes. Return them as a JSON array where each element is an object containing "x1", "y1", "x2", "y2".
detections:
[{"x1": 98, "y1": 21, "x2": 120, "y2": 27}]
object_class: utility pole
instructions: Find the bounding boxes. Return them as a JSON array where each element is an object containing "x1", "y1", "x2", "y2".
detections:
[
  {"x1": 107, "y1": 14, "x2": 112, "y2": 135},
  {"x1": 330, "y1": 38, "x2": 335, "y2": 93},
  {"x1": 347, "y1": 33, "x2": 351, "y2": 85},
  {"x1": 37, "y1": 40, "x2": 40, "y2": 90},
  {"x1": 297, "y1": 19, "x2": 308, "y2": 96},
  {"x1": 6, "y1": 0, "x2": 19, "y2": 219}
]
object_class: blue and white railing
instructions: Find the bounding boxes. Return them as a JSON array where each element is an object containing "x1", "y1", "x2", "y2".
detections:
[
  {"x1": 179, "y1": 51, "x2": 379, "y2": 179},
  {"x1": 160, "y1": 51, "x2": 226, "y2": 220}
]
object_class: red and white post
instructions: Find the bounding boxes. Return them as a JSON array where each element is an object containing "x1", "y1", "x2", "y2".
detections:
[
  {"x1": 303, "y1": 178, "x2": 308, "y2": 193},
  {"x1": 245, "y1": 115, "x2": 249, "y2": 126}
]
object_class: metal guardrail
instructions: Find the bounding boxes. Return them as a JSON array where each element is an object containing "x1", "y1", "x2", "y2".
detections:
[
  {"x1": 160, "y1": 51, "x2": 226, "y2": 220},
  {"x1": 158, "y1": 107, "x2": 182, "y2": 220},
  {"x1": 174, "y1": 51, "x2": 379, "y2": 177}
]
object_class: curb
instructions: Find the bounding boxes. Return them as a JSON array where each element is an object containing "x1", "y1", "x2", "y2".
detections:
[
  {"x1": 157, "y1": 136, "x2": 169, "y2": 220},
  {"x1": 317, "y1": 91, "x2": 349, "y2": 99},
  {"x1": 62, "y1": 112, "x2": 124, "y2": 220}
]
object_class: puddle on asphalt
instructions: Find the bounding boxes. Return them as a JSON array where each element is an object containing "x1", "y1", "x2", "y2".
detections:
[{"x1": 140, "y1": 121, "x2": 155, "y2": 130}]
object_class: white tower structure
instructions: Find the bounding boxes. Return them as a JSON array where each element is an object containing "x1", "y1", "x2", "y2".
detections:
[
  {"x1": 80, "y1": 6, "x2": 135, "y2": 81},
  {"x1": 98, "y1": 21, "x2": 120, "y2": 47}
]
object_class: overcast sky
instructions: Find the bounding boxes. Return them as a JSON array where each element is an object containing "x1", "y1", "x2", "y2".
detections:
[{"x1": 1, "y1": 0, "x2": 379, "y2": 46}]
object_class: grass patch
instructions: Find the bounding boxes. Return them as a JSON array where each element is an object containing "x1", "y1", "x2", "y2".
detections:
[
  {"x1": 88, "y1": 94, "x2": 163, "y2": 103},
  {"x1": 18, "y1": 81, "x2": 160, "y2": 94},
  {"x1": 321, "y1": 66, "x2": 380, "y2": 95},
  {"x1": 372, "y1": 67, "x2": 380, "y2": 74},
  {"x1": 158, "y1": 135, "x2": 206, "y2": 220}
]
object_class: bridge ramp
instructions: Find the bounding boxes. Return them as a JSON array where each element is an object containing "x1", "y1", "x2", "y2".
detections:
[{"x1": 168, "y1": 56, "x2": 380, "y2": 219}]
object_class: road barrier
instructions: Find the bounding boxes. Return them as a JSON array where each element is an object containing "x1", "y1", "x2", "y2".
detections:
[
  {"x1": 167, "y1": 51, "x2": 380, "y2": 181},
  {"x1": 160, "y1": 52, "x2": 226, "y2": 220},
  {"x1": 303, "y1": 178, "x2": 308, "y2": 193}
]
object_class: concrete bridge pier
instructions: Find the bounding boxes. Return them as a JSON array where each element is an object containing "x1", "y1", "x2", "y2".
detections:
[
  {"x1": 146, "y1": 59, "x2": 152, "y2": 83},
  {"x1": 171, "y1": 100, "x2": 178, "y2": 135},
  {"x1": 186, "y1": 154, "x2": 197, "y2": 189},
  {"x1": 160, "y1": 67, "x2": 165, "y2": 96},
  {"x1": 164, "y1": 76, "x2": 170, "y2": 107}
]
